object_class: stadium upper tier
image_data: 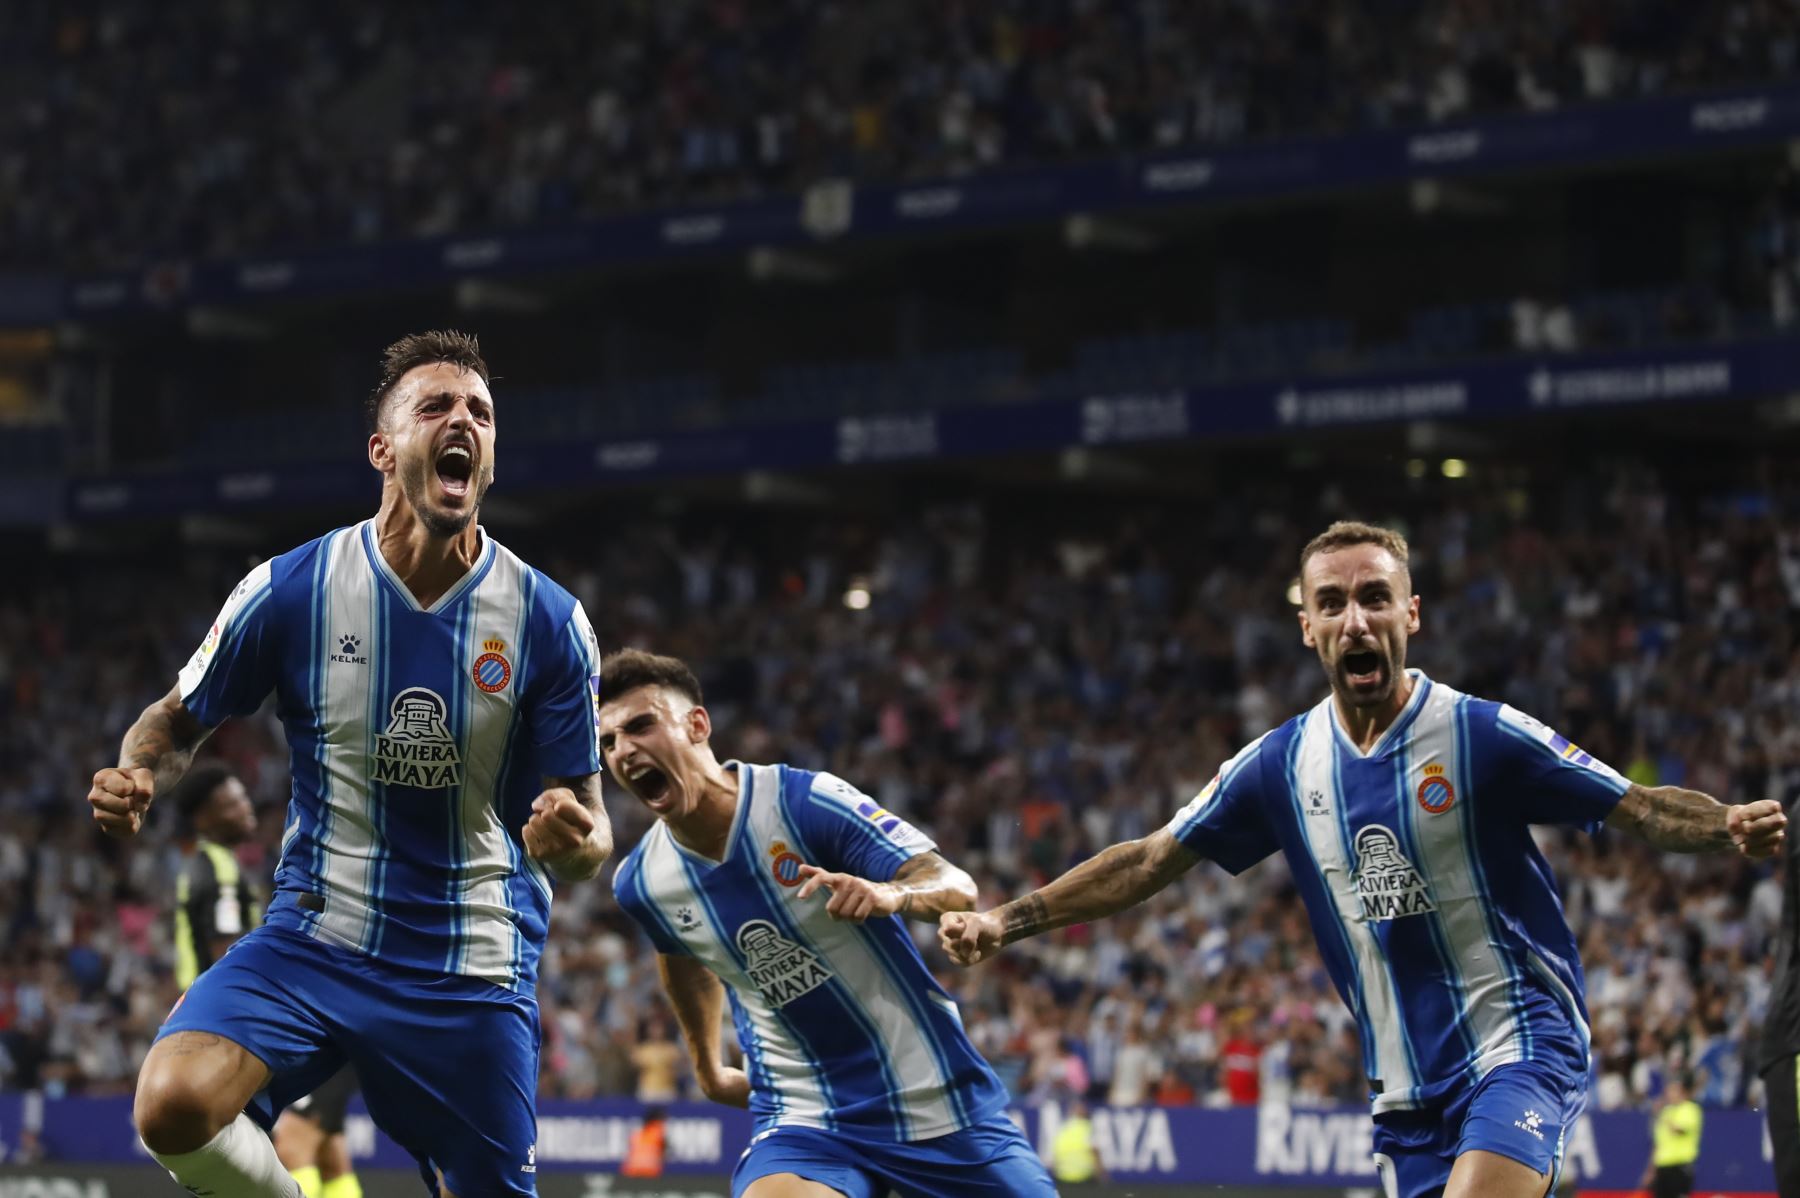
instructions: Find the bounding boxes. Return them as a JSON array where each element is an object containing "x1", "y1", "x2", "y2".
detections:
[{"x1": 7, "y1": 0, "x2": 1800, "y2": 274}]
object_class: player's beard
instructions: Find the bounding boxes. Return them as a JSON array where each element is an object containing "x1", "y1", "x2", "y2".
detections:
[{"x1": 400, "y1": 452, "x2": 493, "y2": 538}]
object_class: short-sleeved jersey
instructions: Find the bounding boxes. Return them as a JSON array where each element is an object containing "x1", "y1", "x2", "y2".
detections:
[
  {"x1": 1165, "y1": 670, "x2": 1629, "y2": 1114},
  {"x1": 174, "y1": 839, "x2": 263, "y2": 990},
  {"x1": 613, "y1": 763, "x2": 1009, "y2": 1142},
  {"x1": 177, "y1": 520, "x2": 602, "y2": 992}
]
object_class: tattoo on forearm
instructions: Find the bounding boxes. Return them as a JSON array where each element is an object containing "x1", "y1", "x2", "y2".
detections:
[
  {"x1": 1000, "y1": 894, "x2": 1050, "y2": 945},
  {"x1": 996, "y1": 833, "x2": 1195, "y2": 945},
  {"x1": 1613, "y1": 785, "x2": 1732, "y2": 852},
  {"x1": 121, "y1": 700, "x2": 203, "y2": 793}
]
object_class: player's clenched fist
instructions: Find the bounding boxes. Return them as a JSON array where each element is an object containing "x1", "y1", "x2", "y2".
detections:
[
  {"x1": 939, "y1": 910, "x2": 1005, "y2": 967},
  {"x1": 1728, "y1": 799, "x2": 1787, "y2": 859},
  {"x1": 88, "y1": 766, "x2": 156, "y2": 838},
  {"x1": 523, "y1": 788, "x2": 596, "y2": 863}
]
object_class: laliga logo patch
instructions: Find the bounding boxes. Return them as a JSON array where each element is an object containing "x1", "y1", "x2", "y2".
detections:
[
  {"x1": 473, "y1": 637, "x2": 512, "y2": 694},
  {"x1": 1416, "y1": 763, "x2": 1456, "y2": 813},
  {"x1": 769, "y1": 840, "x2": 805, "y2": 887}
]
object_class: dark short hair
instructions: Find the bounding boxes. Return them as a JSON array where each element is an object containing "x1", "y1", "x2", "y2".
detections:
[
  {"x1": 600, "y1": 648, "x2": 703, "y2": 708},
  {"x1": 366, "y1": 330, "x2": 489, "y2": 432},
  {"x1": 1298, "y1": 521, "x2": 1411, "y2": 590},
  {"x1": 169, "y1": 762, "x2": 236, "y2": 828}
]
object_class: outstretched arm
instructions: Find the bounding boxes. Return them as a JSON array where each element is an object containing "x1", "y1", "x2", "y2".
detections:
[
  {"x1": 940, "y1": 828, "x2": 1199, "y2": 965},
  {"x1": 1604, "y1": 783, "x2": 1784, "y2": 857},
  {"x1": 525, "y1": 773, "x2": 614, "y2": 881},
  {"x1": 87, "y1": 685, "x2": 213, "y2": 837},
  {"x1": 657, "y1": 953, "x2": 749, "y2": 1108},
  {"x1": 794, "y1": 851, "x2": 976, "y2": 924}
]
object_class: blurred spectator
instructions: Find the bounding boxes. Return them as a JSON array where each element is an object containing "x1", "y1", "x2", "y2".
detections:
[{"x1": 8, "y1": 0, "x2": 1800, "y2": 270}]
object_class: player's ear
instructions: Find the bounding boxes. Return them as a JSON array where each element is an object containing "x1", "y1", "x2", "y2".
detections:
[
  {"x1": 1406, "y1": 593, "x2": 1421, "y2": 636},
  {"x1": 368, "y1": 430, "x2": 393, "y2": 475},
  {"x1": 687, "y1": 704, "x2": 711, "y2": 744},
  {"x1": 1297, "y1": 606, "x2": 1316, "y2": 648}
]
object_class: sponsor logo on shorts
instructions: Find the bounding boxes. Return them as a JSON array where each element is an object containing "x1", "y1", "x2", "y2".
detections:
[
  {"x1": 523, "y1": 1143, "x2": 537, "y2": 1173},
  {"x1": 1515, "y1": 1108, "x2": 1545, "y2": 1140}
]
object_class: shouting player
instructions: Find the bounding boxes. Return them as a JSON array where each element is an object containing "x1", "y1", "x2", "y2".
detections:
[
  {"x1": 943, "y1": 521, "x2": 1785, "y2": 1198},
  {"x1": 602, "y1": 649, "x2": 1054, "y2": 1198},
  {"x1": 88, "y1": 331, "x2": 612, "y2": 1198}
]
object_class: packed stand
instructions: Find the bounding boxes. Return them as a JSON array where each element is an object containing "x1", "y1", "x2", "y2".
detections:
[
  {"x1": 1, "y1": 459, "x2": 1798, "y2": 1109},
  {"x1": 8, "y1": 0, "x2": 1800, "y2": 270}
]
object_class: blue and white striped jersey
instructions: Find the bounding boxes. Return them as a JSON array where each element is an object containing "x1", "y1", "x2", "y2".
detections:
[
  {"x1": 1166, "y1": 670, "x2": 1629, "y2": 1114},
  {"x1": 176, "y1": 520, "x2": 602, "y2": 993},
  {"x1": 613, "y1": 763, "x2": 1009, "y2": 1142}
]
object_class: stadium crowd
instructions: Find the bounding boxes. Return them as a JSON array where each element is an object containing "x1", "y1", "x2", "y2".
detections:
[
  {"x1": 0, "y1": 455, "x2": 1797, "y2": 1116},
  {"x1": 6, "y1": 0, "x2": 1799, "y2": 269}
]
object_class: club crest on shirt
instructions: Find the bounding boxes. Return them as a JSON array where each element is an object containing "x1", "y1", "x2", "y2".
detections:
[
  {"x1": 736, "y1": 919, "x2": 833, "y2": 1006},
  {"x1": 1352, "y1": 824, "x2": 1437, "y2": 921},
  {"x1": 769, "y1": 841, "x2": 805, "y2": 887},
  {"x1": 373, "y1": 686, "x2": 463, "y2": 789},
  {"x1": 1416, "y1": 763, "x2": 1456, "y2": 814},
  {"x1": 472, "y1": 637, "x2": 512, "y2": 694}
]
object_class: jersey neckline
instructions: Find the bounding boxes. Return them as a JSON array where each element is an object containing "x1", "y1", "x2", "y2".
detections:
[
  {"x1": 358, "y1": 519, "x2": 497, "y2": 615},
  {"x1": 660, "y1": 760, "x2": 758, "y2": 870},
  {"x1": 1326, "y1": 668, "x2": 1433, "y2": 760}
]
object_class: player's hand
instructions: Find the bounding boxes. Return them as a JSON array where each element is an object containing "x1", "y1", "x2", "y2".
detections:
[
  {"x1": 88, "y1": 766, "x2": 156, "y2": 838},
  {"x1": 523, "y1": 788, "x2": 596, "y2": 864},
  {"x1": 939, "y1": 910, "x2": 1005, "y2": 967},
  {"x1": 794, "y1": 864, "x2": 904, "y2": 923},
  {"x1": 697, "y1": 1065, "x2": 751, "y2": 1109},
  {"x1": 1727, "y1": 799, "x2": 1786, "y2": 859}
]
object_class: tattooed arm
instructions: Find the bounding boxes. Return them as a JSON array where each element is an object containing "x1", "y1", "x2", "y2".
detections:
[
  {"x1": 525, "y1": 773, "x2": 614, "y2": 881},
  {"x1": 939, "y1": 829, "x2": 1200, "y2": 965},
  {"x1": 87, "y1": 685, "x2": 213, "y2": 838},
  {"x1": 1604, "y1": 783, "x2": 1785, "y2": 857},
  {"x1": 794, "y1": 851, "x2": 977, "y2": 924}
]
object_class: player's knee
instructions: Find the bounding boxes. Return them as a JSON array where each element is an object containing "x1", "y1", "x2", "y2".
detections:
[{"x1": 134, "y1": 1066, "x2": 233, "y2": 1155}]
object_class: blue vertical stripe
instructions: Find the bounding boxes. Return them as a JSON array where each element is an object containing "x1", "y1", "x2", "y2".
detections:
[
  {"x1": 1332, "y1": 736, "x2": 1424, "y2": 1090},
  {"x1": 1455, "y1": 698, "x2": 1532, "y2": 1062},
  {"x1": 445, "y1": 598, "x2": 474, "y2": 974},
  {"x1": 1391, "y1": 723, "x2": 1480, "y2": 1083},
  {"x1": 674, "y1": 851, "x2": 842, "y2": 1131},
  {"x1": 304, "y1": 530, "x2": 336, "y2": 938},
  {"x1": 1286, "y1": 720, "x2": 1376, "y2": 1074},
  {"x1": 775, "y1": 773, "x2": 974, "y2": 1131},
  {"x1": 737, "y1": 772, "x2": 912, "y2": 1139}
]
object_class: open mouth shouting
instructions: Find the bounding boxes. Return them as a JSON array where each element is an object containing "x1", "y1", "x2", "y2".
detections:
[
  {"x1": 1341, "y1": 646, "x2": 1386, "y2": 692},
  {"x1": 624, "y1": 762, "x2": 675, "y2": 810},
  {"x1": 435, "y1": 439, "x2": 475, "y2": 502}
]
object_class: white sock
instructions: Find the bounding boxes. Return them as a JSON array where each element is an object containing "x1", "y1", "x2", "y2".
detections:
[{"x1": 146, "y1": 1113, "x2": 302, "y2": 1198}]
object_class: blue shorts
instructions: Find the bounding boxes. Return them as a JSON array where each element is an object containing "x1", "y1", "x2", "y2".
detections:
[
  {"x1": 731, "y1": 1115, "x2": 1055, "y2": 1198},
  {"x1": 1372, "y1": 1061, "x2": 1586, "y2": 1198},
  {"x1": 158, "y1": 925, "x2": 540, "y2": 1197}
]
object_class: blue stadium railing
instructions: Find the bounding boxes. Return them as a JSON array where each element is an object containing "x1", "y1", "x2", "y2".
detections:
[{"x1": 43, "y1": 332, "x2": 1800, "y2": 527}]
